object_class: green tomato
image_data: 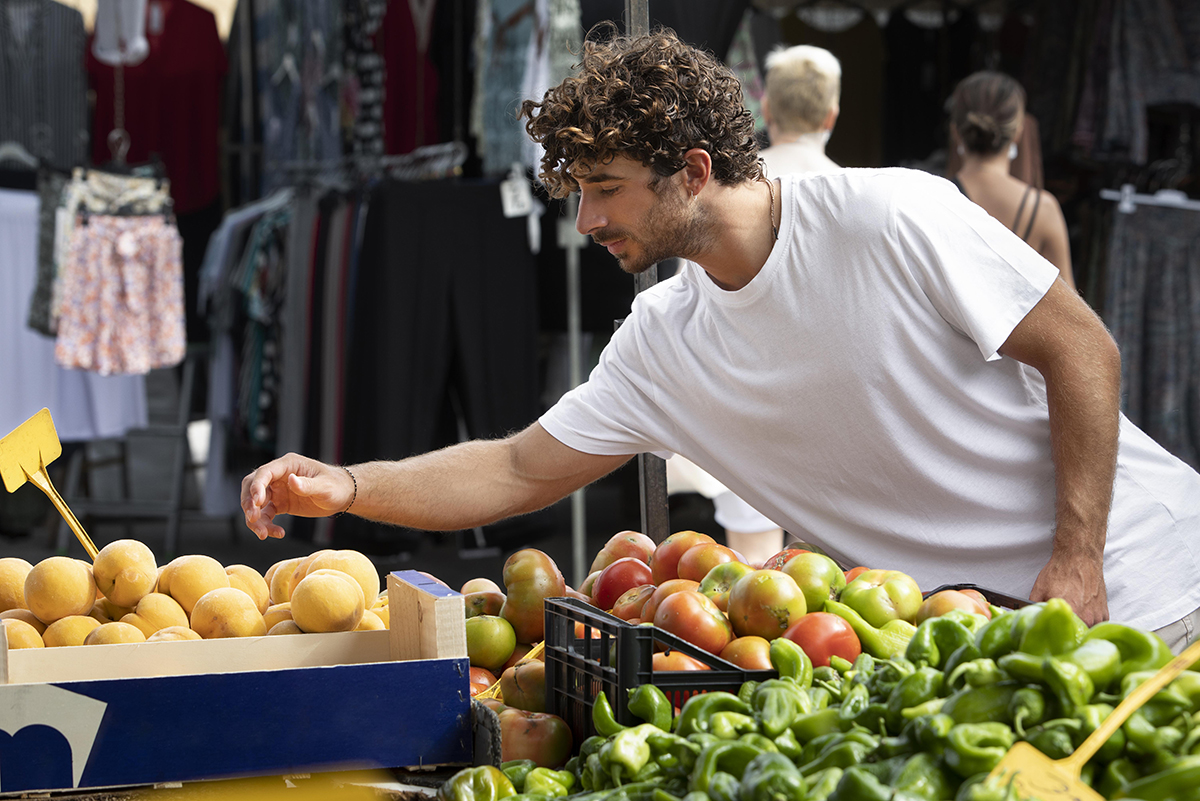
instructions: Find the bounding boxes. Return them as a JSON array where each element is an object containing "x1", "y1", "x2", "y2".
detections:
[{"x1": 839, "y1": 569, "x2": 923, "y2": 628}]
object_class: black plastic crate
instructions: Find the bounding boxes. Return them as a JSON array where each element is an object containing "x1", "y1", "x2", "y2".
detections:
[
  {"x1": 921, "y1": 583, "x2": 1030, "y2": 610},
  {"x1": 543, "y1": 597, "x2": 777, "y2": 745}
]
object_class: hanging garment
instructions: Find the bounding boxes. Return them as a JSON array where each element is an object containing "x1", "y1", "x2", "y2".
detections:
[
  {"x1": 256, "y1": 0, "x2": 343, "y2": 191},
  {"x1": 88, "y1": 0, "x2": 227, "y2": 212},
  {"x1": 54, "y1": 214, "x2": 186, "y2": 375},
  {"x1": 339, "y1": 178, "x2": 542, "y2": 552},
  {"x1": 0, "y1": 0, "x2": 89, "y2": 168},
  {"x1": 1102, "y1": 203, "x2": 1200, "y2": 469},
  {"x1": 0, "y1": 188, "x2": 148, "y2": 442},
  {"x1": 343, "y1": 0, "x2": 388, "y2": 156},
  {"x1": 472, "y1": 0, "x2": 537, "y2": 176},
  {"x1": 92, "y1": 0, "x2": 151, "y2": 66},
  {"x1": 48, "y1": 168, "x2": 172, "y2": 334},
  {"x1": 27, "y1": 167, "x2": 69, "y2": 336}
]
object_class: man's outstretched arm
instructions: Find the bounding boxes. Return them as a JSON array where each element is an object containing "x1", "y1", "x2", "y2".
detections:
[
  {"x1": 241, "y1": 423, "x2": 632, "y2": 540},
  {"x1": 998, "y1": 278, "x2": 1122, "y2": 625}
]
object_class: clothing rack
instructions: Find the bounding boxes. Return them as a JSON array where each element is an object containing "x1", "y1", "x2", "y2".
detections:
[
  {"x1": 1100, "y1": 184, "x2": 1200, "y2": 214},
  {"x1": 271, "y1": 142, "x2": 469, "y2": 182}
]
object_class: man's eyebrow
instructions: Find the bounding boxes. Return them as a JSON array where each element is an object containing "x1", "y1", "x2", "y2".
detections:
[{"x1": 576, "y1": 171, "x2": 624, "y2": 184}]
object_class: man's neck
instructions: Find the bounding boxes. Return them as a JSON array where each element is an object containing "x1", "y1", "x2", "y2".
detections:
[{"x1": 691, "y1": 179, "x2": 778, "y2": 292}]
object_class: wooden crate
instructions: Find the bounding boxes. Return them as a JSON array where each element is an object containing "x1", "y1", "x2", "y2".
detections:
[{"x1": 0, "y1": 570, "x2": 472, "y2": 796}]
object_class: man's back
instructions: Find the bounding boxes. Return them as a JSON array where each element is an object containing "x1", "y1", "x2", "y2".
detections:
[{"x1": 540, "y1": 169, "x2": 1200, "y2": 630}]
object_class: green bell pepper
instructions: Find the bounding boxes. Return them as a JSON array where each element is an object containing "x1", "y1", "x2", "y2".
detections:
[
  {"x1": 826, "y1": 766, "x2": 893, "y2": 801},
  {"x1": 1073, "y1": 703, "x2": 1125, "y2": 764},
  {"x1": 1007, "y1": 686, "x2": 1049, "y2": 736},
  {"x1": 603, "y1": 724, "x2": 663, "y2": 784},
  {"x1": 940, "y1": 681, "x2": 1019, "y2": 725},
  {"x1": 752, "y1": 679, "x2": 812, "y2": 738},
  {"x1": 676, "y1": 693, "x2": 753, "y2": 739},
  {"x1": 796, "y1": 737, "x2": 876, "y2": 777},
  {"x1": 828, "y1": 655, "x2": 854, "y2": 674},
  {"x1": 524, "y1": 768, "x2": 575, "y2": 798},
  {"x1": 739, "y1": 680, "x2": 760, "y2": 705},
  {"x1": 906, "y1": 616, "x2": 978, "y2": 670},
  {"x1": 1044, "y1": 657, "x2": 1095, "y2": 716},
  {"x1": 885, "y1": 666, "x2": 945, "y2": 731},
  {"x1": 739, "y1": 752, "x2": 806, "y2": 801},
  {"x1": 1024, "y1": 724, "x2": 1075, "y2": 760},
  {"x1": 947, "y1": 658, "x2": 1006, "y2": 691},
  {"x1": 789, "y1": 705, "x2": 850, "y2": 743},
  {"x1": 905, "y1": 712, "x2": 955, "y2": 758},
  {"x1": 825, "y1": 600, "x2": 917, "y2": 659},
  {"x1": 738, "y1": 732, "x2": 778, "y2": 754},
  {"x1": 1085, "y1": 621, "x2": 1173, "y2": 681},
  {"x1": 772, "y1": 728, "x2": 803, "y2": 760},
  {"x1": 1017, "y1": 598, "x2": 1087, "y2": 657},
  {"x1": 439, "y1": 766, "x2": 518, "y2": 801},
  {"x1": 953, "y1": 773, "x2": 1024, "y2": 801},
  {"x1": 1059, "y1": 637, "x2": 1122, "y2": 693},
  {"x1": 501, "y1": 760, "x2": 538, "y2": 793},
  {"x1": 975, "y1": 609, "x2": 1021, "y2": 660},
  {"x1": 944, "y1": 721, "x2": 1015, "y2": 778},
  {"x1": 689, "y1": 740, "x2": 764, "y2": 792},
  {"x1": 710, "y1": 711, "x2": 757, "y2": 740},
  {"x1": 893, "y1": 751, "x2": 958, "y2": 801},
  {"x1": 837, "y1": 682, "x2": 871, "y2": 723},
  {"x1": 1094, "y1": 757, "x2": 1141, "y2": 800},
  {"x1": 1112, "y1": 754, "x2": 1200, "y2": 800},
  {"x1": 648, "y1": 730, "x2": 703, "y2": 778},
  {"x1": 705, "y1": 771, "x2": 740, "y2": 801},
  {"x1": 866, "y1": 657, "x2": 916, "y2": 700},
  {"x1": 594, "y1": 690, "x2": 627, "y2": 737},
  {"x1": 629, "y1": 684, "x2": 674, "y2": 732},
  {"x1": 804, "y1": 767, "x2": 843, "y2": 801},
  {"x1": 994, "y1": 651, "x2": 1045, "y2": 684},
  {"x1": 852, "y1": 702, "x2": 891, "y2": 734},
  {"x1": 769, "y1": 636, "x2": 813, "y2": 688}
]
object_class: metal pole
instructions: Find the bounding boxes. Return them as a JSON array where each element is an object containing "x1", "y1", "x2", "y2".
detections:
[
  {"x1": 623, "y1": 0, "x2": 670, "y2": 545},
  {"x1": 561, "y1": 197, "x2": 589, "y2": 586},
  {"x1": 238, "y1": 0, "x2": 256, "y2": 201}
]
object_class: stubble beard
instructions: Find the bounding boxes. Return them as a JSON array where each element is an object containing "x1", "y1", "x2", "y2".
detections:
[{"x1": 607, "y1": 189, "x2": 714, "y2": 275}]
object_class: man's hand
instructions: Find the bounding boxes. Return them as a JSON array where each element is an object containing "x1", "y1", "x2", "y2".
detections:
[
  {"x1": 1029, "y1": 542, "x2": 1109, "y2": 626},
  {"x1": 241, "y1": 453, "x2": 356, "y2": 540}
]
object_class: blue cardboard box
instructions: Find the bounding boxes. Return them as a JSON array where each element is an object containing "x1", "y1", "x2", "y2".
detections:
[{"x1": 0, "y1": 570, "x2": 472, "y2": 796}]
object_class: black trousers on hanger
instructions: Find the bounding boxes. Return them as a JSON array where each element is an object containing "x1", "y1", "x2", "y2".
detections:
[{"x1": 337, "y1": 178, "x2": 547, "y2": 554}]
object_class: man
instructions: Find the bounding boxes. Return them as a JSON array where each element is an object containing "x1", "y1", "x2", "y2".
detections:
[
  {"x1": 242, "y1": 30, "x2": 1200, "y2": 645},
  {"x1": 759, "y1": 44, "x2": 841, "y2": 177}
]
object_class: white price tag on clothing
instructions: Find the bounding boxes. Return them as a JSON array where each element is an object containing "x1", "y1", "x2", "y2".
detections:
[{"x1": 500, "y1": 164, "x2": 534, "y2": 218}]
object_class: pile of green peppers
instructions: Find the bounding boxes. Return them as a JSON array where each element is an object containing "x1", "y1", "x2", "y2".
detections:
[{"x1": 439, "y1": 601, "x2": 1200, "y2": 801}]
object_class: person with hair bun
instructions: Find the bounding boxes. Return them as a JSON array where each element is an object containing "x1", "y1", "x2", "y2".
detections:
[{"x1": 948, "y1": 71, "x2": 1075, "y2": 291}]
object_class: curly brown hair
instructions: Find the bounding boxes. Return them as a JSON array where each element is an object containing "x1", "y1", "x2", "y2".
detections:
[{"x1": 519, "y1": 27, "x2": 763, "y2": 198}]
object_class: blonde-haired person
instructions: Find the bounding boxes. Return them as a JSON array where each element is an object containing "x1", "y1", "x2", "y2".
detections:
[
  {"x1": 949, "y1": 71, "x2": 1075, "y2": 291},
  {"x1": 760, "y1": 44, "x2": 842, "y2": 177}
]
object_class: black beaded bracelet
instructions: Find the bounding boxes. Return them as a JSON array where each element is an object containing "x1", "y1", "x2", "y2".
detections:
[{"x1": 334, "y1": 465, "x2": 357, "y2": 518}]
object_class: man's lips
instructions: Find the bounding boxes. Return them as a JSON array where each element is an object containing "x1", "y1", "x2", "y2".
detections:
[{"x1": 598, "y1": 238, "x2": 626, "y2": 254}]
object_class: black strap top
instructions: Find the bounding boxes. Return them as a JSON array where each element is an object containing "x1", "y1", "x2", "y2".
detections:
[{"x1": 950, "y1": 176, "x2": 1041, "y2": 243}]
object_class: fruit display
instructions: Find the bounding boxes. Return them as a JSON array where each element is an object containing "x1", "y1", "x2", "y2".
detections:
[
  {"x1": 0, "y1": 540, "x2": 390, "y2": 647},
  {"x1": 448, "y1": 589, "x2": 1200, "y2": 801},
  {"x1": 449, "y1": 532, "x2": 1200, "y2": 801}
]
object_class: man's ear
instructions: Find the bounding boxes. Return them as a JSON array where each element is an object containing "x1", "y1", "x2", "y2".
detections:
[
  {"x1": 681, "y1": 148, "x2": 713, "y2": 196},
  {"x1": 822, "y1": 104, "x2": 839, "y2": 133}
]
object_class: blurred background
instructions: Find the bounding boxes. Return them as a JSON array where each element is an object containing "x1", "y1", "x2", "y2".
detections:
[{"x1": 1, "y1": 0, "x2": 1197, "y2": 592}]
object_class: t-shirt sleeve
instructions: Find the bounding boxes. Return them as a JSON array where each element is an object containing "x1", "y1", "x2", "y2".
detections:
[
  {"x1": 893, "y1": 177, "x2": 1059, "y2": 361},
  {"x1": 538, "y1": 317, "x2": 673, "y2": 458}
]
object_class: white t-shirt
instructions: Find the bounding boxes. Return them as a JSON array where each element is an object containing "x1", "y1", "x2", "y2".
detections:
[{"x1": 540, "y1": 168, "x2": 1200, "y2": 631}]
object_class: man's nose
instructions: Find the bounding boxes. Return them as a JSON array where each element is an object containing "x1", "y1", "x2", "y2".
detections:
[{"x1": 575, "y1": 194, "x2": 605, "y2": 236}]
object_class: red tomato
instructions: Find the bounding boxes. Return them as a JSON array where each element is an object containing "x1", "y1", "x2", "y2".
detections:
[
  {"x1": 958, "y1": 589, "x2": 993, "y2": 618},
  {"x1": 588, "y1": 530, "x2": 656, "y2": 574},
  {"x1": 500, "y1": 549, "x2": 566, "y2": 644},
  {"x1": 650, "y1": 531, "x2": 716, "y2": 585},
  {"x1": 497, "y1": 708, "x2": 573, "y2": 768},
  {"x1": 469, "y1": 666, "x2": 497, "y2": 696},
  {"x1": 653, "y1": 591, "x2": 734, "y2": 654},
  {"x1": 591, "y1": 557, "x2": 654, "y2": 611},
  {"x1": 652, "y1": 650, "x2": 711, "y2": 670},
  {"x1": 844, "y1": 566, "x2": 870, "y2": 583},
  {"x1": 761, "y1": 548, "x2": 810, "y2": 571},
  {"x1": 726, "y1": 570, "x2": 807, "y2": 640},
  {"x1": 611, "y1": 584, "x2": 657, "y2": 621},
  {"x1": 719, "y1": 636, "x2": 774, "y2": 670},
  {"x1": 640, "y1": 578, "x2": 701, "y2": 622},
  {"x1": 916, "y1": 589, "x2": 991, "y2": 623},
  {"x1": 782, "y1": 611, "x2": 861, "y2": 667},
  {"x1": 676, "y1": 543, "x2": 741, "y2": 582}
]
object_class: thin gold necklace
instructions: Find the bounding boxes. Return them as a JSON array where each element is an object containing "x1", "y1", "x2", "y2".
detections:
[{"x1": 766, "y1": 178, "x2": 779, "y2": 241}]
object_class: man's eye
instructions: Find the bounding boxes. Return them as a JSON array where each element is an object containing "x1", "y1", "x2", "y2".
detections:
[{"x1": 599, "y1": 186, "x2": 619, "y2": 196}]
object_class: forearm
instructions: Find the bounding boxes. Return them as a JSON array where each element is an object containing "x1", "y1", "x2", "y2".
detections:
[
  {"x1": 1043, "y1": 337, "x2": 1121, "y2": 553},
  {"x1": 344, "y1": 424, "x2": 630, "y2": 531}
]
